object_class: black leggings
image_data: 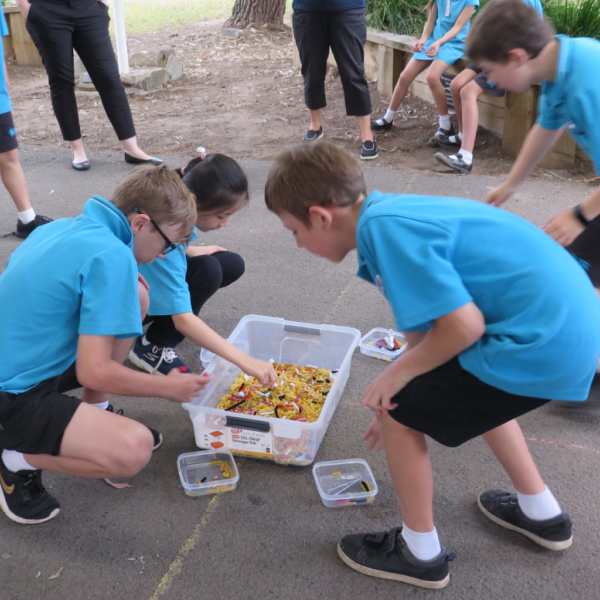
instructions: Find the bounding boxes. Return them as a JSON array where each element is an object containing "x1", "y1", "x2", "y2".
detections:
[
  {"x1": 143, "y1": 251, "x2": 245, "y2": 348},
  {"x1": 26, "y1": 0, "x2": 136, "y2": 142}
]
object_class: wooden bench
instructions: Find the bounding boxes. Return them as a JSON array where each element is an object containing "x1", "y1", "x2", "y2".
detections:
[{"x1": 2, "y1": 6, "x2": 43, "y2": 67}]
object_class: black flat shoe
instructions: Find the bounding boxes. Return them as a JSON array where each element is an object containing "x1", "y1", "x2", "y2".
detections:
[
  {"x1": 72, "y1": 158, "x2": 91, "y2": 171},
  {"x1": 124, "y1": 152, "x2": 164, "y2": 166}
]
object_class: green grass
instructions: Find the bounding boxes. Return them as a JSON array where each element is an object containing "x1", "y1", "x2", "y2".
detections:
[
  {"x1": 544, "y1": 0, "x2": 600, "y2": 39},
  {"x1": 366, "y1": 0, "x2": 427, "y2": 38}
]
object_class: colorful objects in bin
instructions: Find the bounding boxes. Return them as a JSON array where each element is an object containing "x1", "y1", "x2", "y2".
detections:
[
  {"x1": 177, "y1": 450, "x2": 239, "y2": 496},
  {"x1": 359, "y1": 328, "x2": 407, "y2": 362},
  {"x1": 313, "y1": 459, "x2": 378, "y2": 507}
]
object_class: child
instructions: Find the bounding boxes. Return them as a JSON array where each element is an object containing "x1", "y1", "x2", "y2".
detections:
[
  {"x1": 0, "y1": 10, "x2": 51, "y2": 238},
  {"x1": 469, "y1": 0, "x2": 600, "y2": 293},
  {"x1": 129, "y1": 154, "x2": 277, "y2": 386},
  {"x1": 371, "y1": 0, "x2": 478, "y2": 147},
  {"x1": 265, "y1": 140, "x2": 600, "y2": 589},
  {"x1": 434, "y1": 0, "x2": 543, "y2": 173},
  {"x1": 0, "y1": 165, "x2": 210, "y2": 525}
]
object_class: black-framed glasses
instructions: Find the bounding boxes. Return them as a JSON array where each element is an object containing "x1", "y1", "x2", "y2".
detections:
[{"x1": 135, "y1": 209, "x2": 178, "y2": 254}]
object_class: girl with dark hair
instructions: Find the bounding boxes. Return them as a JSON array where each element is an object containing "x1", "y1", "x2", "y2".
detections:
[{"x1": 129, "y1": 155, "x2": 277, "y2": 386}]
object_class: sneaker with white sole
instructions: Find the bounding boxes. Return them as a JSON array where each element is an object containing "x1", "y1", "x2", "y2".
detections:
[
  {"x1": 302, "y1": 127, "x2": 323, "y2": 142},
  {"x1": 478, "y1": 490, "x2": 573, "y2": 550},
  {"x1": 106, "y1": 404, "x2": 163, "y2": 450},
  {"x1": 360, "y1": 140, "x2": 379, "y2": 160},
  {"x1": 434, "y1": 152, "x2": 472, "y2": 174},
  {"x1": 128, "y1": 337, "x2": 188, "y2": 376},
  {"x1": 0, "y1": 459, "x2": 60, "y2": 525}
]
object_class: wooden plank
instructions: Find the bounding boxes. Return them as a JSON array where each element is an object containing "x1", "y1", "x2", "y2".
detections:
[
  {"x1": 502, "y1": 87, "x2": 538, "y2": 157},
  {"x1": 6, "y1": 10, "x2": 42, "y2": 67},
  {"x1": 539, "y1": 129, "x2": 577, "y2": 169}
]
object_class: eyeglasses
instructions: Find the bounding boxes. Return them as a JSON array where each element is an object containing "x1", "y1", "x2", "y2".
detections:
[{"x1": 135, "y1": 209, "x2": 178, "y2": 254}]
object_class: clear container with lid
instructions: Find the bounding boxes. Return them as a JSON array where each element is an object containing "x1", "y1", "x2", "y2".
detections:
[
  {"x1": 177, "y1": 449, "x2": 239, "y2": 496},
  {"x1": 312, "y1": 458, "x2": 378, "y2": 507}
]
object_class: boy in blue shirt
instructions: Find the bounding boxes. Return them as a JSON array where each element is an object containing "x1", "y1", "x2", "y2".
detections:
[
  {"x1": 0, "y1": 11, "x2": 51, "y2": 237},
  {"x1": 265, "y1": 140, "x2": 600, "y2": 589},
  {"x1": 0, "y1": 165, "x2": 209, "y2": 526}
]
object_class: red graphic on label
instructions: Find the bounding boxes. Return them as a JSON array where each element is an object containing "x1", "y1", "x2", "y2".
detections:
[
  {"x1": 209, "y1": 431, "x2": 223, "y2": 438},
  {"x1": 231, "y1": 428, "x2": 243, "y2": 433},
  {"x1": 210, "y1": 441, "x2": 224, "y2": 448}
]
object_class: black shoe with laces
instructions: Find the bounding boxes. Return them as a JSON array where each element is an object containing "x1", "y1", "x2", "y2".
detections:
[
  {"x1": 106, "y1": 404, "x2": 163, "y2": 450},
  {"x1": 302, "y1": 127, "x2": 324, "y2": 142},
  {"x1": 478, "y1": 490, "x2": 573, "y2": 550},
  {"x1": 427, "y1": 124, "x2": 456, "y2": 147},
  {"x1": 360, "y1": 140, "x2": 379, "y2": 160},
  {"x1": 434, "y1": 152, "x2": 472, "y2": 174},
  {"x1": 15, "y1": 214, "x2": 53, "y2": 239},
  {"x1": 0, "y1": 459, "x2": 60, "y2": 525},
  {"x1": 128, "y1": 336, "x2": 188, "y2": 376},
  {"x1": 337, "y1": 527, "x2": 453, "y2": 589}
]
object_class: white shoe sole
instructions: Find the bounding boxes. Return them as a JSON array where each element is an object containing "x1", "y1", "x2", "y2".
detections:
[
  {"x1": 360, "y1": 153, "x2": 379, "y2": 161},
  {"x1": 128, "y1": 349, "x2": 164, "y2": 376},
  {"x1": 0, "y1": 490, "x2": 60, "y2": 525}
]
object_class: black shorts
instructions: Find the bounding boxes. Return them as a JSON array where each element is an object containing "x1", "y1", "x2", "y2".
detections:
[
  {"x1": 566, "y1": 214, "x2": 600, "y2": 287},
  {"x1": 0, "y1": 364, "x2": 82, "y2": 456},
  {"x1": 466, "y1": 64, "x2": 506, "y2": 97},
  {"x1": 388, "y1": 358, "x2": 549, "y2": 447},
  {"x1": 0, "y1": 111, "x2": 19, "y2": 154}
]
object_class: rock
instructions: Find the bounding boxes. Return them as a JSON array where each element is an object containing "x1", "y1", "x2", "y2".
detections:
[
  {"x1": 74, "y1": 56, "x2": 86, "y2": 81},
  {"x1": 76, "y1": 72, "x2": 96, "y2": 91},
  {"x1": 220, "y1": 28, "x2": 240, "y2": 40},
  {"x1": 165, "y1": 54, "x2": 183, "y2": 81},
  {"x1": 156, "y1": 47, "x2": 176, "y2": 67},
  {"x1": 129, "y1": 52, "x2": 156, "y2": 68},
  {"x1": 121, "y1": 68, "x2": 170, "y2": 91}
]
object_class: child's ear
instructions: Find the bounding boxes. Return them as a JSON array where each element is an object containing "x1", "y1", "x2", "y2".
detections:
[
  {"x1": 308, "y1": 206, "x2": 333, "y2": 230},
  {"x1": 130, "y1": 212, "x2": 149, "y2": 235},
  {"x1": 507, "y1": 48, "x2": 529, "y2": 67}
]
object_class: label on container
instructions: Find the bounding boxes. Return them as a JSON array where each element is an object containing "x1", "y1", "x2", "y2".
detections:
[{"x1": 227, "y1": 427, "x2": 274, "y2": 458}]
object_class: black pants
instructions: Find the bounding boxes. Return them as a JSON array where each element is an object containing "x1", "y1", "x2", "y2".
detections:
[
  {"x1": 566, "y1": 214, "x2": 600, "y2": 288},
  {"x1": 292, "y1": 8, "x2": 371, "y2": 116},
  {"x1": 26, "y1": 0, "x2": 136, "y2": 142},
  {"x1": 144, "y1": 251, "x2": 245, "y2": 348}
]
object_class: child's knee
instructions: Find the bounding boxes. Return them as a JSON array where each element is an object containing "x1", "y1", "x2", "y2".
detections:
[
  {"x1": 109, "y1": 425, "x2": 153, "y2": 477},
  {"x1": 450, "y1": 77, "x2": 463, "y2": 96},
  {"x1": 0, "y1": 149, "x2": 19, "y2": 167},
  {"x1": 138, "y1": 281, "x2": 149, "y2": 319},
  {"x1": 426, "y1": 69, "x2": 443, "y2": 89},
  {"x1": 461, "y1": 81, "x2": 481, "y2": 102}
]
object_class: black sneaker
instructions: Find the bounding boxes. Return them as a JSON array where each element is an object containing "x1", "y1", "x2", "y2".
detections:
[
  {"x1": 302, "y1": 127, "x2": 323, "y2": 142},
  {"x1": 337, "y1": 527, "x2": 453, "y2": 589},
  {"x1": 106, "y1": 404, "x2": 163, "y2": 451},
  {"x1": 427, "y1": 124, "x2": 456, "y2": 147},
  {"x1": 478, "y1": 490, "x2": 573, "y2": 550},
  {"x1": 128, "y1": 337, "x2": 188, "y2": 376},
  {"x1": 435, "y1": 131, "x2": 462, "y2": 148},
  {"x1": 0, "y1": 459, "x2": 60, "y2": 525},
  {"x1": 360, "y1": 140, "x2": 379, "y2": 161},
  {"x1": 434, "y1": 152, "x2": 472, "y2": 174},
  {"x1": 15, "y1": 214, "x2": 53, "y2": 239},
  {"x1": 371, "y1": 116, "x2": 393, "y2": 132}
]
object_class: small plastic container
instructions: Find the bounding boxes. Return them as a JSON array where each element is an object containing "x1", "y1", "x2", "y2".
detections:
[
  {"x1": 200, "y1": 348, "x2": 215, "y2": 368},
  {"x1": 177, "y1": 449, "x2": 239, "y2": 496},
  {"x1": 312, "y1": 459, "x2": 378, "y2": 507},
  {"x1": 359, "y1": 328, "x2": 407, "y2": 362}
]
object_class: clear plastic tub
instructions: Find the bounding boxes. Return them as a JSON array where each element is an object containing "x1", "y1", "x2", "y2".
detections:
[
  {"x1": 183, "y1": 315, "x2": 361, "y2": 467},
  {"x1": 359, "y1": 328, "x2": 407, "y2": 362},
  {"x1": 177, "y1": 449, "x2": 239, "y2": 496},
  {"x1": 312, "y1": 459, "x2": 378, "y2": 507}
]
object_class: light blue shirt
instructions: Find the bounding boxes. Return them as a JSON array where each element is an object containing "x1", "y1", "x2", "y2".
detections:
[
  {"x1": 0, "y1": 12, "x2": 12, "y2": 115},
  {"x1": 522, "y1": 0, "x2": 543, "y2": 17},
  {"x1": 0, "y1": 197, "x2": 142, "y2": 394},
  {"x1": 537, "y1": 35, "x2": 600, "y2": 174},
  {"x1": 356, "y1": 191, "x2": 600, "y2": 401},
  {"x1": 138, "y1": 229, "x2": 198, "y2": 316}
]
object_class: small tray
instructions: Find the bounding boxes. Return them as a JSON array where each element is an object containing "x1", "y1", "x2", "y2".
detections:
[
  {"x1": 312, "y1": 459, "x2": 378, "y2": 507},
  {"x1": 177, "y1": 449, "x2": 239, "y2": 496},
  {"x1": 359, "y1": 328, "x2": 407, "y2": 362}
]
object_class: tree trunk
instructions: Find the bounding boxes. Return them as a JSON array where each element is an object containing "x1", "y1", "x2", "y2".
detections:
[{"x1": 226, "y1": 0, "x2": 286, "y2": 28}]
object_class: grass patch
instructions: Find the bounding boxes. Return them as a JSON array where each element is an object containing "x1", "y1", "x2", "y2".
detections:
[
  {"x1": 544, "y1": 0, "x2": 600, "y2": 39},
  {"x1": 366, "y1": 0, "x2": 427, "y2": 38}
]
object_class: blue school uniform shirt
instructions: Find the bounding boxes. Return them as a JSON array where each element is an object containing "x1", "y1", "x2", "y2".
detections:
[
  {"x1": 0, "y1": 196, "x2": 142, "y2": 394},
  {"x1": 356, "y1": 191, "x2": 600, "y2": 401},
  {"x1": 537, "y1": 35, "x2": 600, "y2": 174},
  {"x1": 413, "y1": 0, "x2": 479, "y2": 66},
  {"x1": 0, "y1": 11, "x2": 12, "y2": 115},
  {"x1": 138, "y1": 229, "x2": 198, "y2": 316}
]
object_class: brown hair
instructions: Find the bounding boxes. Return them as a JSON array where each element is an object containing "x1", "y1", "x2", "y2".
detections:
[
  {"x1": 467, "y1": 0, "x2": 555, "y2": 63},
  {"x1": 265, "y1": 141, "x2": 366, "y2": 226},
  {"x1": 111, "y1": 164, "x2": 196, "y2": 244}
]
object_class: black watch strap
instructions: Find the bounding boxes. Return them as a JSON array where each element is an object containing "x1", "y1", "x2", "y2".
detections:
[{"x1": 573, "y1": 204, "x2": 590, "y2": 226}]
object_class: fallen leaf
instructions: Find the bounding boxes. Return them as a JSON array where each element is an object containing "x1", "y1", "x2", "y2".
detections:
[
  {"x1": 104, "y1": 478, "x2": 133, "y2": 489},
  {"x1": 47, "y1": 567, "x2": 64, "y2": 580},
  {"x1": 35, "y1": 571, "x2": 41, "y2": 579}
]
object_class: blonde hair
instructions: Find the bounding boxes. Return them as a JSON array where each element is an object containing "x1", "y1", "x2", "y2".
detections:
[
  {"x1": 265, "y1": 141, "x2": 366, "y2": 226},
  {"x1": 111, "y1": 165, "x2": 197, "y2": 244}
]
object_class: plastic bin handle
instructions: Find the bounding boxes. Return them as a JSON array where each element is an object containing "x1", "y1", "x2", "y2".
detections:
[
  {"x1": 225, "y1": 416, "x2": 271, "y2": 433},
  {"x1": 283, "y1": 324, "x2": 321, "y2": 336}
]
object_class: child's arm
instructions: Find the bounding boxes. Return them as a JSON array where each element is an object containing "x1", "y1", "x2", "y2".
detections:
[
  {"x1": 425, "y1": 5, "x2": 476, "y2": 57},
  {"x1": 77, "y1": 334, "x2": 210, "y2": 404},
  {"x1": 186, "y1": 245, "x2": 227, "y2": 257},
  {"x1": 485, "y1": 124, "x2": 565, "y2": 206},
  {"x1": 172, "y1": 312, "x2": 278, "y2": 386},
  {"x1": 362, "y1": 302, "x2": 485, "y2": 413},
  {"x1": 413, "y1": 4, "x2": 438, "y2": 52}
]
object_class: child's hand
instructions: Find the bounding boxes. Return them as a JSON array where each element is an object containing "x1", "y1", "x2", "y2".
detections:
[
  {"x1": 362, "y1": 417, "x2": 384, "y2": 451},
  {"x1": 413, "y1": 39, "x2": 425, "y2": 52},
  {"x1": 362, "y1": 367, "x2": 410, "y2": 413},
  {"x1": 188, "y1": 245, "x2": 227, "y2": 257},
  {"x1": 165, "y1": 370, "x2": 210, "y2": 403},
  {"x1": 425, "y1": 41, "x2": 441, "y2": 57},
  {"x1": 485, "y1": 183, "x2": 515, "y2": 206},
  {"x1": 243, "y1": 358, "x2": 278, "y2": 387},
  {"x1": 543, "y1": 209, "x2": 586, "y2": 247}
]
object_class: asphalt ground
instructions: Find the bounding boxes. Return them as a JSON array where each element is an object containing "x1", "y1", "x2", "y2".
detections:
[{"x1": 1, "y1": 147, "x2": 599, "y2": 599}]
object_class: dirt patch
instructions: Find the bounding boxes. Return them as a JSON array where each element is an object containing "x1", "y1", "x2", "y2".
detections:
[{"x1": 7, "y1": 17, "x2": 594, "y2": 182}]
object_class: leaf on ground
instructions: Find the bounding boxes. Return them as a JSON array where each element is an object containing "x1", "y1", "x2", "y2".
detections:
[
  {"x1": 104, "y1": 478, "x2": 133, "y2": 489},
  {"x1": 47, "y1": 567, "x2": 64, "y2": 580},
  {"x1": 35, "y1": 571, "x2": 41, "y2": 579}
]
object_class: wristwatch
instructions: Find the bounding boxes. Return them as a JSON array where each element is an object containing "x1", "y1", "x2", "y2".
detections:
[{"x1": 573, "y1": 204, "x2": 590, "y2": 227}]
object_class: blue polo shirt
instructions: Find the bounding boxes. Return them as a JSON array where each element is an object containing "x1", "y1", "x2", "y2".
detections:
[
  {"x1": 537, "y1": 35, "x2": 600, "y2": 174},
  {"x1": 356, "y1": 191, "x2": 600, "y2": 401},
  {"x1": 0, "y1": 196, "x2": 142, "y2": 394},
  {"x1": 138, "y1": 229, "x2": 197, "y2": 316},
  {"x1": 0, "y1": 11, "x2": 12, "y2": 115}
]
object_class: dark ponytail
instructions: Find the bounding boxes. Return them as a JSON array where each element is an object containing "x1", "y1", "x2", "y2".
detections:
[{"x1": 177, "y1": 154, "x2": 249, "y2": 214}]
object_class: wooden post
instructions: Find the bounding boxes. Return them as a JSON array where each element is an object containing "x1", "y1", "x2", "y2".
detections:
[{"x1": 3, "y1": 7, "x2": 43, "y2": 67}]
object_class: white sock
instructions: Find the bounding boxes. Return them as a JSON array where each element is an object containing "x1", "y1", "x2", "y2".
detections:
[
  {"x1": 458, "y1": 149, "x2": 473, "y2": 165},
  {"x1": 401, "y1": 525, "x2": 442, "y2": 561},
  {"x1": 141, "y1": 334, "x2": 151, "y2": 346},
  {"x1": 517, "y1": 487, "x2": 562, "y2": 521},
  {"x1": 438, "y1": 114, "x2": 451, "y2": 130},
  {"x1": 90, "y1": 400, "x2": 110, "y2": 410},
  {"x1": 383, "y1": 108, "x2": 397, "y2": 123},
  {"x1": 2, "y1": 449, "x2": 36, "y2": 472},
  {"x1": 18, "y1": 208, "x2": 36, "y2": 224}
]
